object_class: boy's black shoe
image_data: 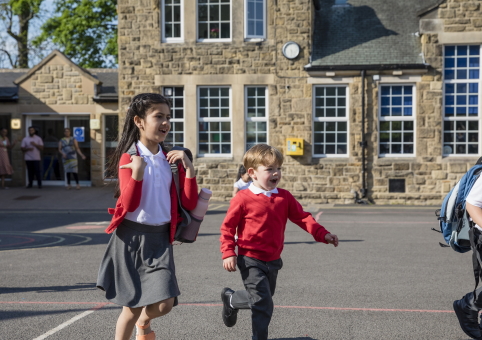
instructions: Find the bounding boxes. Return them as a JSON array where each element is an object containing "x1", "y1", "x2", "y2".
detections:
[
  {"x1": 453, "y1": 299, "x2": 482, "y2": 339},
  {"x1": 221, "y1": 287, "x2": 238, "y2": 327}
]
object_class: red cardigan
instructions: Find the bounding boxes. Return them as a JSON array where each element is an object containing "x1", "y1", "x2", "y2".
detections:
[
  {"x1": 105, "y1": 152, "x2": 198, "y2": 243},
  {"x1": 220, "y1": 188, "x2": 330, "y2": 262}
]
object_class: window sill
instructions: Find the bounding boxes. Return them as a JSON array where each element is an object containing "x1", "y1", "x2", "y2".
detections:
[
  {"x1": 162, "y1": 39, "x2": 185, "y2": 44},
  {"x1": 197, "y1": 38, "x2": 232, "y2": 43}
]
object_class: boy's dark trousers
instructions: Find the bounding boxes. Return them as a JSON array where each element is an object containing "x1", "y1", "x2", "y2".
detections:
[
  {"x1": 230, "y1": 255, "x2": 283, "y2": 340},
  {"x1": 25, "y1": 160, "x2": 42, "y2": 188}
]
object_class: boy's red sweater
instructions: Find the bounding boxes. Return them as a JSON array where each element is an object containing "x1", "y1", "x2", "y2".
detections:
[{"x1": 220, "y1": 188, "x2": 331, "y2": 262}]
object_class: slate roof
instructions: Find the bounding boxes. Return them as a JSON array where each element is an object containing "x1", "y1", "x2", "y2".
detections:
[
  {"x1": 0, "y1": 70, "x2": 27, "y2": 100},
  {"x1": 90, "y1": 70, "x2": 118, "y2": 102},
  {"x1": 309, "y1": 0, "x2": 441, "y2": 69},
  {"x1": 0, "y1": 69, "x2": 118, "y2": 102}
]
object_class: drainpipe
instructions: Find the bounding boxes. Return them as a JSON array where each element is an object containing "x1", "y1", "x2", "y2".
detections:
[{"x1": 360, "y1": 70, "x2": 367, "y2": 198}]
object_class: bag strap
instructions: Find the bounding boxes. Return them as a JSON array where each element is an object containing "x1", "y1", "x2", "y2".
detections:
[
  {"x1": 470, "y1": 225, "x2": 482, "y2": 297},
  {"x1": 170, "y1": 163, "x2": 184, "y2": 213}
]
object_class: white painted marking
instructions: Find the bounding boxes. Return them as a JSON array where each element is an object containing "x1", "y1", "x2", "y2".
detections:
[
  {"x1": 32, "y1": 303, "x2": 107, "y2": 340},
  {"x1": 32, "y1": 310, "x2": 94, "y2": 339}
]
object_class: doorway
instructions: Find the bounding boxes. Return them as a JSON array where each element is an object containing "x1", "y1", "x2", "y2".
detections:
[{"x1": 26, "y1": 115, "x2": 91, "y2": 186}]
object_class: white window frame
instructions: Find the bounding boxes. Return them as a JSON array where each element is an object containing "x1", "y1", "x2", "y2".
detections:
[
  {"x1": 162, "y1": 0, "x2": 184, "y2": 43},
  {"x1": 245, "y1": 86, "x2": 268, "y2": 151},
  {"x1": 197, "y1": 0, "x2": 232, "y2": 42},
  {"x1": 378, "y1": 83, "x2": 416, "y2": 158},
  {"x1": 163, "y1": 86, "x2": 185, "y2": 147},
  {"x1": 244, "y1": 0, "x2": 266, "y2": 41},
  {"x1": 312, "y1": 85, "x2": 349, "y2": 158},
  {"x1": 443, "y1": 45, "x2": 482, "y2": 157},
  {"x1": 197, "y1": 86, "x2": 232, "y2": 157}
]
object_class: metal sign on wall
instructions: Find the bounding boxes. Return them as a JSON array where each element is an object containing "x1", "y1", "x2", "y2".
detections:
[{"x1": 73, "y1": 127, "x2": 85, "y2": 142}]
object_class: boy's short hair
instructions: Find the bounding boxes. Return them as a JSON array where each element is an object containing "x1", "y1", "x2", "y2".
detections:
[{"x1": 243, "y1": 144, "x2": 284, "y2": 170}]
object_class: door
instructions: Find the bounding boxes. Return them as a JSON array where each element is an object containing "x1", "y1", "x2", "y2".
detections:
[
  {"x1": 30, "y1": 118, "x2": 64, "y2": 183},
  {"x1": 67, "y1": 117, "x2": 91, "y2": 181},
  {"x1": 26, "y1": 115, "x2": 92, "y2": 186}
]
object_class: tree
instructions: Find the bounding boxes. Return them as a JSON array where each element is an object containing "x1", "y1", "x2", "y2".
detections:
[
  {"x1": 33, "y1": 0, "x2": 118, "y2": 68},
  {"x1": 0, "y1": 0, "x2": 43, "y2": 68}
]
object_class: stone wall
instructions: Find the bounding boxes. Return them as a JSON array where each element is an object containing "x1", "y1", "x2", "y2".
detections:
[
  {"x1": 118, "y1": 0, "x2": 482, "y2": 204},
  {"x1": 0, "y1": 55, "x2": 118, "y2": 187}
]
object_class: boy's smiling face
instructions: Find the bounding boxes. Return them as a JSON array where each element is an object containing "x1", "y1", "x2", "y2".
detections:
[{"x1": 248, "y1": 163, "x2": 282, "y2": 191}]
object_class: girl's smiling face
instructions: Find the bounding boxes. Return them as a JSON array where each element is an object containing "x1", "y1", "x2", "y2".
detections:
[
  {"x1": 138, "y1": 103, "x2": 171, "y2": 143},
  {"x1": 249, "y1": 163, "x2": 282, "y2": 191}
]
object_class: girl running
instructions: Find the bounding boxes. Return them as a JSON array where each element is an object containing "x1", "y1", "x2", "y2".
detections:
[{"x1": 97, "y1": 93, "x2": 198, "y2": 340}]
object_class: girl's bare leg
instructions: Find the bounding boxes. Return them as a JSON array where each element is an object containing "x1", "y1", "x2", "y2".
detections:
[
  {"x1": 115, "y1": 306, "x2": 143, "y2": 340},
  {"x1": 135, "y1": 297, "x2": 175, "y2": 335}
]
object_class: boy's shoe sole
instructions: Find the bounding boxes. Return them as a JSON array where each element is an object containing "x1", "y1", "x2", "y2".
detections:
[
  {"x1": 221, "y1": 287, "x2": 238, "y2": 327},
  {"x1": 453, "y1": 300, "x2": 482, "y2": 339}
]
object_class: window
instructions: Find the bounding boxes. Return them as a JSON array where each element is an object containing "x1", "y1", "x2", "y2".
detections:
[
  {"x1": 104, "y1": 115, "x2": 119, "y2": 179},
  {"x1": 198, "y1": 87, "x2": 231, "y2": 156},
  {"x1": 443, "y1": 45, "x2": 480, "y2": 156},
  {"x1": 312, "y1": 86, "x2": 348, "y2": 157},
  {"x1": 246, "y1": 86, "x2": 267, "y2": 150},
  {"x1": 162, "y1": 0, "x2": 183, "y2": 42},
  {"x1": 379, "y1": 85, "x2": 415, "y2": 156},
  {"x1": 245, "y1": 0, "x2": 266, "y2": 40},
  {"x1": 198, "y1": 0, "x2": 231, "y2": 41},
  {"x1": 164, "y1": 87, "x2": 184, "y2": 147}
]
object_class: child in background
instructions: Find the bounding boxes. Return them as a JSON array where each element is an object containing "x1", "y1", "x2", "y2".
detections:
[
  {"x1": 232, "y1": 165, "x2": 251, "y2": 196},
  {"x1": 220, "y1": 144, "x2": 338, "y2": 340}
]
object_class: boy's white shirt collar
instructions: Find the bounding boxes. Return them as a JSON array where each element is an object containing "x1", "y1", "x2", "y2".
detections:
[{"x1": 248, "y1": 182, "x2": 278, "y2": 197}]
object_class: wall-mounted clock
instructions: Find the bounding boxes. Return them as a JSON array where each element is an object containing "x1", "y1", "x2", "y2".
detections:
[{"x1": 282, "y1": 41, "x2": 300, "y2": 60}]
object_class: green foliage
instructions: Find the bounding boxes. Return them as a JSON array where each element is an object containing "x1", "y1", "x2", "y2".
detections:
[
  {"x1": 9, "y1": 0, "x2": 42, "y2": 17},
  {"x1": 33, "y1": 0, "x2": 117, "y2": 68}
]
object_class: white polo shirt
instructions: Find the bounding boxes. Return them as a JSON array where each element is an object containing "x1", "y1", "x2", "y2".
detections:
[
  {"x1": 125, "y1": 141, "x2": 172, "y2": 226},
  {"x1": 467, "y1": 176, "x2": 482, "y2": 231}
]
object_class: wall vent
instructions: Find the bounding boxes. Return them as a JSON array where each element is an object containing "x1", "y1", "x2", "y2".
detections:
[{"x1": 389, "y1": 179, "x2": 405, "y2": 193}]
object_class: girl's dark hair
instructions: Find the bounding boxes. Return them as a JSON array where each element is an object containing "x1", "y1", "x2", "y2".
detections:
[
  {"x1": 106, "y1": 93, "x2": 171, "y2": 197},
  {"x1": 236, "y1": 165, "x2": 247, "y2": 181}
]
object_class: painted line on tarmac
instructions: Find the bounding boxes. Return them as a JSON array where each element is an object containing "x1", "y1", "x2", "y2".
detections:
[
  {"x1": 178, "y1": 303, "x2": 454, "y2": 313},
  {"x1": 31, "y1": 302, "x2": 109, "y2": 340},
  {"x1": 0, "y1": 233, "x2": 92, "y2": 252},
  {"x1": 0, "y1": 301, "x2": 454, "y2": 314}
]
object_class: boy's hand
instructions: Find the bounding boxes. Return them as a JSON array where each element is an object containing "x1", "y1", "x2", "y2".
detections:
[
  {"x1": 223, "y1": 256, "x2": 237, "y2": 272},
  {"x1": 325, "y1": 233, "x2": 339, "y2": 247}
]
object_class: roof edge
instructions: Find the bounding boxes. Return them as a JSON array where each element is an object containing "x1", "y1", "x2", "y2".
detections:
[
  {"x1": 305, "y1": 64, "x2": 430, "y2": 71},
  {"x1": 417, "y1": 0, "x2": 445, "y2": 17},
  {"x1": 14, "y1": 50, "x2": 101, "y2": 86},
  {"x1": 93, "y1": 96, "x2": 119, "y2": 103}
]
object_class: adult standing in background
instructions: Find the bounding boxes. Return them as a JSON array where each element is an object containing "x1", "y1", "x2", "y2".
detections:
[
  {"x1": 59, "y1": 127, "x2": 86, "y2": 190},
  {"x1": 0, "y1": 128, "x2": 16, "y2": 189},
  {"x1": 21, "y1": 126, "x2": 43, "y2": 189}
]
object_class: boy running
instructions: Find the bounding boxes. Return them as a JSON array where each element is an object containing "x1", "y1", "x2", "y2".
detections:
[{"x1": 220, "y1": 144, "x2": 338, "y2": 340}]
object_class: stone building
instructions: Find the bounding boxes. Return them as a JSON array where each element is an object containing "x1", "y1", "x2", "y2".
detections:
[
  {"x1": 111, "y1": 0, "x2": 482, "y2": 204},
  {"x1": 0, "y1": 50, "x2": 118, "y2": 187}
]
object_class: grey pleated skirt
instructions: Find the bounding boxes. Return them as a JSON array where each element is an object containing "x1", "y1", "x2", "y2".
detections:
[{"x1": 96, "y1": 219, "x2": 180, "y2": 308}]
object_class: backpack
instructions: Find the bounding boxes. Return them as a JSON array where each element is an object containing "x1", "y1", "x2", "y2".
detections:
[{"x1": 434, "y1": 163, "x2": 482, "y2": 253}]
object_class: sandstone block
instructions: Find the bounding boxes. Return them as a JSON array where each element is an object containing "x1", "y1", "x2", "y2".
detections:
[
  {"x1": 63, "y1": 89, "x2": 72, "y2": 101},
  {"x1": 432, "y1": 170, "x2": 447, "y2": 180},
  {"x1": 73, "y1": 96, "x2": 89, "y2": 105},
  {"x1": 39, "y1": 75, "x2": 53, "y2": 83},
  {"x1": 393, "y1": 163, "x2": 410, "y2": 171},
  {"x1": 448, "y1": 163, "x2": 467, "y2": 173}
]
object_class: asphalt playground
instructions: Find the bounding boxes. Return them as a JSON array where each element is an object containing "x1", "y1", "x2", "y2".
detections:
[{"x1": 0, "y1": 187, "x2": 476, "y2": 339}]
